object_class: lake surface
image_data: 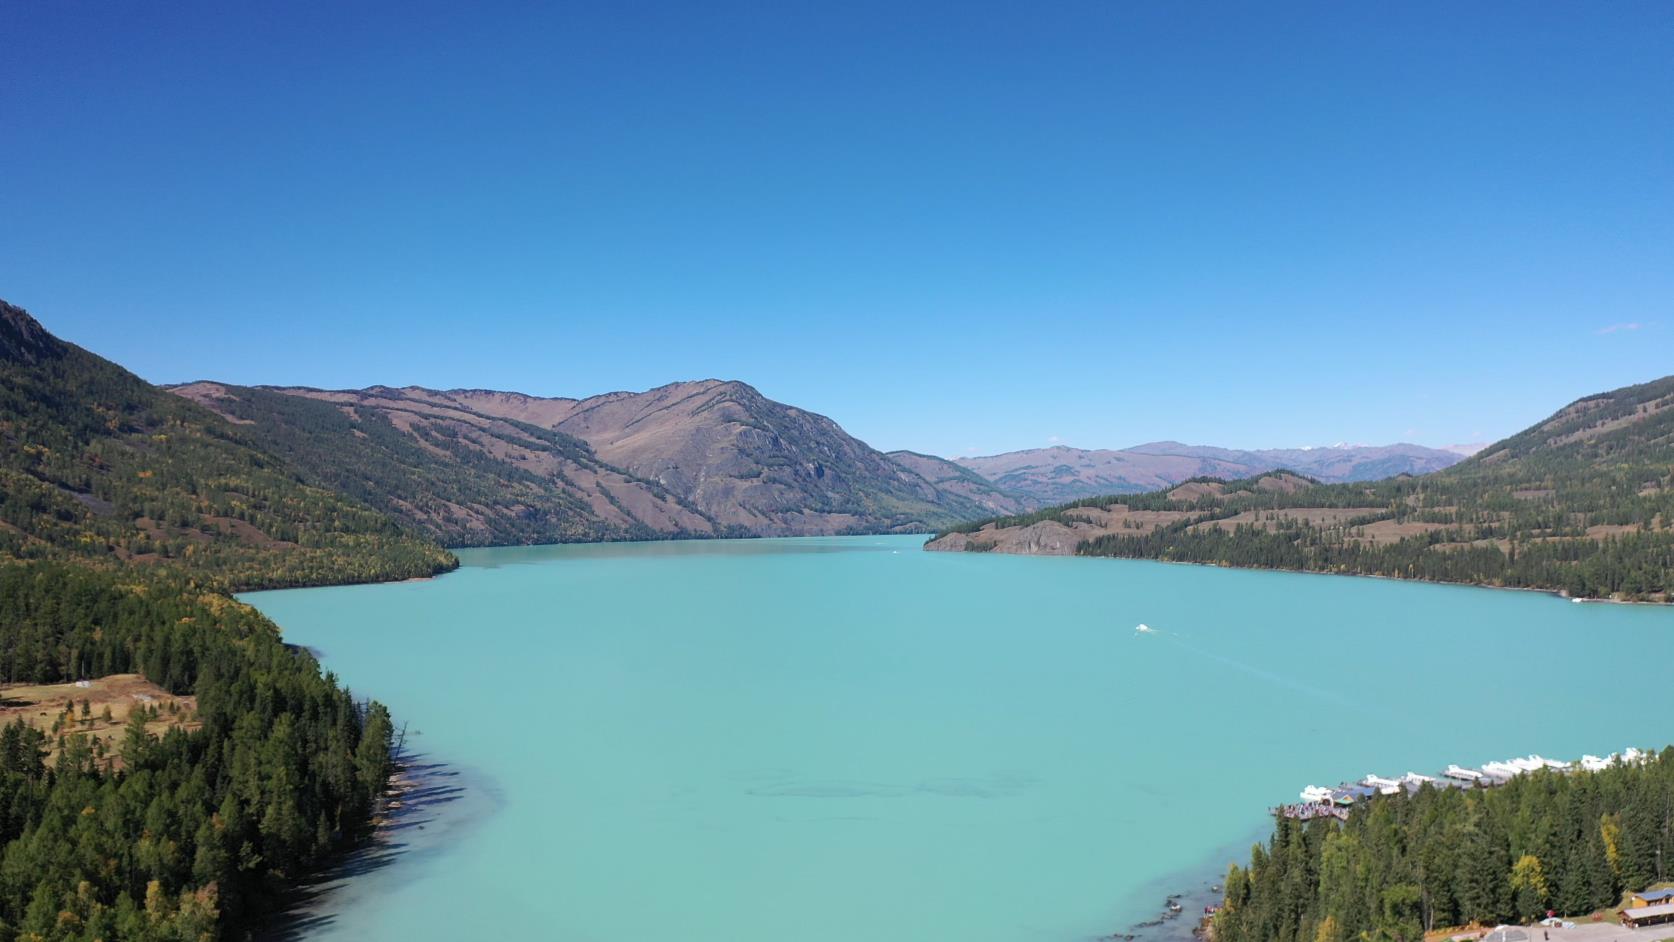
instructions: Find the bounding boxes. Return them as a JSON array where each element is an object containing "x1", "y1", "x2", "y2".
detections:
[{"x1": 244, "y1": 536, "x2": 1672, "y2": 942}]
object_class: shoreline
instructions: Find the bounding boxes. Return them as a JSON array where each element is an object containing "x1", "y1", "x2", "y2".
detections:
[
  {"x1": 248, "y1": 564, "x2": 473, "y2": 939},
  {"x1": 1099, "y1": 827, "x2": 1266, "y2": 942},
  {"x1": 923, "y1": 536, "x2": 1671, "y2": 607},
  {"x1": 253, "y1": 751, "x2": 497, "y2": 941},
  {"x1": 252, "y1": 557, "x2": 491, "y2": 940}
]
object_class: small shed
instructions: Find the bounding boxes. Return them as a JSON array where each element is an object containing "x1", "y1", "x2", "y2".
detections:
[{"x1": 1330, "y1": 784, "x2": 1377, "y2": 806}]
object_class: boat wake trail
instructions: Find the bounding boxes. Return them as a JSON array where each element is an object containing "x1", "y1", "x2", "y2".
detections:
[{"x1": 1152, "y1": 630, "x2": 1360, "y2": 711}]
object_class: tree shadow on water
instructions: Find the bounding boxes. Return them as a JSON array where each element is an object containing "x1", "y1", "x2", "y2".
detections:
[{"x1": 254, "y1": 753, "x2": 469, "y2": 941}]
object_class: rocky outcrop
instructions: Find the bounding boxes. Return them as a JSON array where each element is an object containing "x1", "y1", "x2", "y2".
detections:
[{"x1": 927, "y1": 520, "x2": 1087, "y2": 555}]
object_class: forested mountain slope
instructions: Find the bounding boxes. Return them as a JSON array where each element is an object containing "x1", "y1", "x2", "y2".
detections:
[
  {"x1": 0, "y1": 304, "x2": 444, "y2": 937},
  {"x1": 173, "y1": 381, "x2": 1000, "y2": 540},
  {"x1": 0, "y1": 302, "x2": 454, "y2": 588},
  {"x1": 928, "y1": 376, "x2": 1674, "y2": 601}
]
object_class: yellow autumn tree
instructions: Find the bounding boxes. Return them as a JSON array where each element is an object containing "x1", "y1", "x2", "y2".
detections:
[
  {"x1": 144, "y1": 878, "x2": 170, "y2": 922},
  {"x1": 1510, "y1": 854, "x2": 1549, "y2": 921},
  {"x1": 1600, "y1": 814, "x2": 1624, "y2": 879}
]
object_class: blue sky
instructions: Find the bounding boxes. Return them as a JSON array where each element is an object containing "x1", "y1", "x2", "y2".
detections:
[{"x1": 3, "y1": 2, "x2": 1669, "y2": 457}]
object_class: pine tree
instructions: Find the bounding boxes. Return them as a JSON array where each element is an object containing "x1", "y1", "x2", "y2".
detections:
[{"x1": 1457, "y1": 823, "x2": 1507, "y2": 925}]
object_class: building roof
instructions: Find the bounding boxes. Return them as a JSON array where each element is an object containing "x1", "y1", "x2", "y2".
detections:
[
  {"x1": 1621, "y1": 903, "x2": 1674, "y2": 920},
  {"x1": 1638, "y1": 889, "x2": 1674, "y2": 902}
]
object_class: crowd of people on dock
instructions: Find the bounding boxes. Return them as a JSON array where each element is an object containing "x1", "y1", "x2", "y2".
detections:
[{"x1": 1276, "y1": 802, "x2": 1350, "y2": 821}]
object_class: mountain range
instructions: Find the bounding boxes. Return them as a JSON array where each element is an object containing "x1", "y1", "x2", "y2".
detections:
[
  {"x1": 11, "y1": 298, "x2": 1611, "y2": 577},
  {"x1": 954, "y1": 441, "x2": 1467, "y2": 506},
  {"x1": 1, "y1": 298, "x2": 1030, "y2": 562},
  {"x1": 172, "y1": 384, "x2": 1473, "y2": 542},
  {"x1": 168, "y1": 379, "x2": 1022, "y2": 544}
]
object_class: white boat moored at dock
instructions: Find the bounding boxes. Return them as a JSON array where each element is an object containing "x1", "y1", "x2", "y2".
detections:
[
  {"x1": 1288, "y1": 746, "x2": 1661, "y2": 820},
  {"x1": 1362, "y1": 774, "x2": 1402, "y2": 794}
]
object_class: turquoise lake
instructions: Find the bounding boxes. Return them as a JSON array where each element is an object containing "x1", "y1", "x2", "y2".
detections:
[{"x1": 244, "y1": 536, "x2": 1672, "y2": 941}]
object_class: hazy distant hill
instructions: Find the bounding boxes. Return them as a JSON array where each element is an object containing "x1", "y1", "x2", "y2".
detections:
[
  {"x1": 884, "y1": 450, "x2": 1028, "y2": 517},
  {"x1": 956, "y1": 441, "x2": 1463, "y2": 505},
  {"x1": 929, "y1": 377, "x2": 1674, "y2": 601},
  {"x1": 172, "y1": 380, "x2": 1003, "y2": 541},
  {"x1": 0, "y1": 301, "x2": 454, "y2": 588},
  {"x1": 1126, "y1": 441, "x2": 1465, "y2": 482}
]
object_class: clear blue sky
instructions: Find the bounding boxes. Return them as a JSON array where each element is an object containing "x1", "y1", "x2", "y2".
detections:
[{"x1": 3, "y1": 2, "x2": 1669, "y2": 457}]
